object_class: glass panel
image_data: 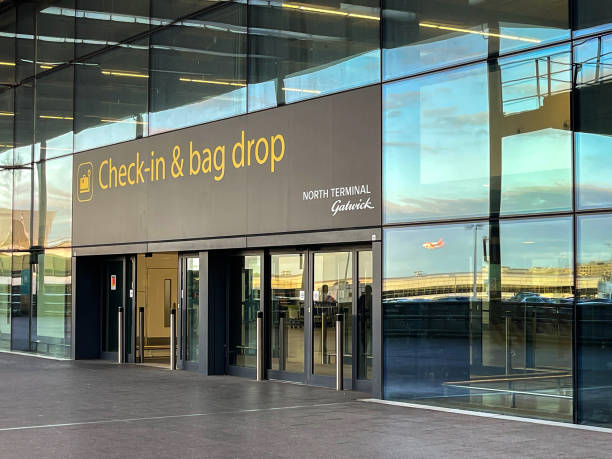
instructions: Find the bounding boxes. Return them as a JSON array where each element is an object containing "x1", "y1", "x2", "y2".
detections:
[
  {"x1": 33, "y1": 156, "x2": 72, "y2": 248},
  {"x1": 149, "y1": 1, "x2": 246, "y2": 134},
  {"x1": 185, "y1": 257, "x2": 199, "y2": 362},
  {"x1": 575, "y1": 34, "x2": 612, "y2": 210},
  {"x1": 0, "y1": 252, "x2": 10, "y2": 351},
  {"x1": 383, "y1": 63, "x2": 490, "y2": 222},
  {"x1": 229, "y1": 255, "x2": 260, "y2": 368},
  {"x1": 383, "y1": 218, "x2": 573, "y2": 422},
  {"x1": 10, "y1": 252, "x2": 31, "y2": 352},
  {"x1": 0, "y1": 7, "x2": 16, "y2": 85},
  {"x1": 577, "y1": 213, "x2": 612, "y2": 426},
  {"x1": 357, "y1": 250, "x2": 373, "y2": 380},
  {"x1": 248, "y1": 0, "x2": 380, "y2": 111},
  {"x1": 496, "y1": 46, "x2": 572, "y2": 215},
  {"x1": 151, "y1": 0, "x2": 209, "y2": 21},
  {"x1": 0, "y1": 87, "x2": 14, "y2": 166},
  {"x1": 574, "y1": 1, "x2": 612, "y2": 36},
  {"x1": 74, "y1": 39, "x2": 149, "y2": 152},
  {"x1": 383, "y1": 46, "x2": 571, "y2": 224},
  {"x1": 313, "y1": 252, "x2": 352, "y2": 379},
  {"x1": 36, "y1": 0, "x2": 75, "y2": 75},
  {"x1": 12, "y1": 167, "x2": 31, "y2": 251},
  {"x1": 35, "y1": 67, "x2": 74, "y2": 161},
  {"x1": 382, "y1": 0, "x2": 570, "y2": 81},
  {"x1": 271, "y1": 253, "x2": 305, "y2": 373},
  {"x1": 0, "y1": 170, "x2": 12, "y2": 250},
  {"x1": 75, "y1": 0, "x2": 150, "y2": 58},
  {"x1": 16, "y1": 2, "x2": 35, "y2": 82},
  {"x1": 33, "y1": 248, "x2": 71, "y2": 358},
  {"x1": 14, "y1": 83, "x2": 33, "y2": 165}
]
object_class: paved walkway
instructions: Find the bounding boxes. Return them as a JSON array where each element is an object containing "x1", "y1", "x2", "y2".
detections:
[{"x1": 0, "y1": 353, "x2": 610, "y2": 458}]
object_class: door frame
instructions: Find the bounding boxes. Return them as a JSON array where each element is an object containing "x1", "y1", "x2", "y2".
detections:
[
  {"x1": 225, "y1": 250, "x2": 265, "y2": 378},
  {"x1": 178, "y1": 253, "x2": 200, "y2": 372},
  {"x1": 100, "y1": 256, "x2": 128, "y2": 361},
  {"x1": 265, "y1": 244, "x2": 372, "y2": 389}
]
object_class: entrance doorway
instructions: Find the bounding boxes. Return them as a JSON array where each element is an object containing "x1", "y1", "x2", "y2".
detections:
[
  {"x1": 267, "y1": 247, "x2": 373, "y2": 389},
  {"x1": 136, "y1": 253, "x2": 178, "y2": 367}
]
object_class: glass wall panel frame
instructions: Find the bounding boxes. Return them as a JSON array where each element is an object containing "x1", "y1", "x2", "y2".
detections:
[
  {"x1": 227, "y1": 250, "x2": 262, "y2": 376},
  {"x1": 383, "y1": 217, "x2": 574, "y2": 422}
]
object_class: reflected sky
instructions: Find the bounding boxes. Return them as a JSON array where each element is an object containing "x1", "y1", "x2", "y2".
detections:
[
  {"x1": 383, "y1": 46, "x2": 572, "y2": 223},
  {"x1": 578, "y1": 214, "x2": 612, "y2": 264},
  {"x1": 575, "y1": 34, "x2": 612, "y2": 210}
]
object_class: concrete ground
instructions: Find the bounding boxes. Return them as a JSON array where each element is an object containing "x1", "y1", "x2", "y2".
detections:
[{"x1": 0, "y1": 353, "x2": 610, "y2": 458}]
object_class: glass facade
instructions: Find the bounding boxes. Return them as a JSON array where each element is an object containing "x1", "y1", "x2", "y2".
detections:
[{"x1": 0, "y1": 0, "x2": 611, "y2": 427}]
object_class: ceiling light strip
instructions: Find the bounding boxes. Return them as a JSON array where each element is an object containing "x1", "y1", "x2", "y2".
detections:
[
  {"x1": 282, "y1": 87, "x2": 321, "y2": 94},
  {"x1": 282, "y1": 3, "x2": 379, "y2": 21},
  {"x1": 179, "y1": 77, "x2": 246, "y2": 87},
  {"x1": 101, "y1": 70, "x2": 149, "y2": 78},
  {"x1": 39, "y1": 115, "x2": 73, "y2": 120},
  {"x1": 100, "y1": 119, "x2": 147, "y2": 125},
  {"x1": 419, "y1": 23, "x2": 541, "y2": 44}
]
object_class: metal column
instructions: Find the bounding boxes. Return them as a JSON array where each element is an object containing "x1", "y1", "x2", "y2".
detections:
[
  {"x1": 279, "y1": 310, "x2": 286, "y2": 371},
  {"x1": 139, "y1": 306, "x2": 145, "y2": 363},
  {"x1": 118, "y1": 306, "x2": 124, "y2": 364},
  {"x1": 336, "y1": 314, "x2": 343, "y2": 391},
  {"x1": 257, "y1": 310, "x2": 264, "y2": 381},
  {"x1": 170, "y1": 308, "x2": 176, "y2": 370}
]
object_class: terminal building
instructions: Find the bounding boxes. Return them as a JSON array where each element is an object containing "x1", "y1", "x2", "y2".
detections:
[{"x1": 1, "y1": 0, "x2": 612, "y2": 428}]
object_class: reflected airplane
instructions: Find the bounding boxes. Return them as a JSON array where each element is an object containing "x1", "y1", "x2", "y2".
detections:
[{"x1": 422, "y1": 238, "x2": 445, "y2": 249}]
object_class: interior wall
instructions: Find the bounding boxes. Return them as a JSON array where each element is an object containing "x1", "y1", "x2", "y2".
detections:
[{"x1": 137, "y1": 252, "x2": 178, "y2": 343}]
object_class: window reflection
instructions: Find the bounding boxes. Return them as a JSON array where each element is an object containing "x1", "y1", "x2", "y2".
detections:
[
  {"x1": 12, "y1": 168, "x2": 31, "y2": 251},
  {"x1": 383, "y1": 64, "x2": 489, "y2": 222},
  {"x1": 33, "y1": 156, "x2": 72, "y2": 248},
  {"x1": 577, "y1": 214, "x2": 612, "y2": 426},
  {"x1": 382, "y1": 0, "x2": 569, "y2": 81},
  {"x1": 574, "y1": 1, "x2": 612, "y2": 36},
  {"x1": 0, "y1": 170, "x2": 11, "y2": 250},
  {"x1": 36, "y1": 0, "x2": 75, "y2": 74},
  {"x1": 0, "y1": 252, "x2": 10, "y2": 351},
  {"x1": 248, "y1": 0, "x2": 380, "y2": 111},
  {"x1": 0, "y1": 86, "x2": 13, "y2": 166},
  {"x1": 575, "y1": 34, "x2": 612, "y2": 210},
  {"x1": 75, "y1": 0, "x2": 150, "y2": 57},
  {"x1": 383, "y1": 46, "x2": 571, "y2": 223},
  {"x1": 75, "y1": 40, "x2": 149, "y2": 152},
  {"x1": 33, "y1": 248, "x2": 72, "y2": 358},
  {"x1": 35, "y1": 67, "x2": 74, "y2": 160},
  {"x1": 149, "y1": 1, "x2": 246, "y2": 135},
  {"x1": 0, "y1": 7, "x2": 15, "y2": 85},
  {"x1": 14, "y1": 83, "x2": 33, "y2": 165},
  {"x1": 383, "y1": 218, "x2": 573, "y2": 421}
]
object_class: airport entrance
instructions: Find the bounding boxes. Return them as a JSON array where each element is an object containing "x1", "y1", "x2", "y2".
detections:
[
  {"x1": 268, "y1": 247, "x2": 372, "y2": 389},
  {"x1": 226, "y1": 246, "x2": 373, "y2": 390},
  {"x1": 135, "y1": 253, "x2": 178, "y2": 367},
  {"x1": 77, "y1": 252, "x2": 197, "y2": 369}
]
